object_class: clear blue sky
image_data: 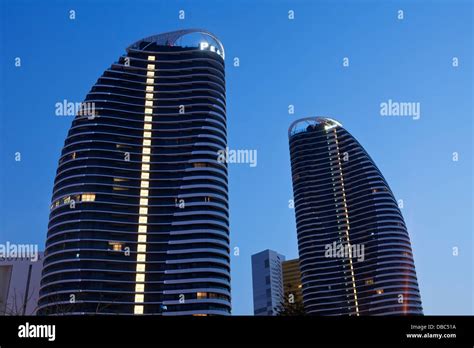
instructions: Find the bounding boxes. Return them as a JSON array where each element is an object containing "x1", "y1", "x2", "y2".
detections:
[{"x1": 0, "y1": 0, "x2": 472, "y2": 315}]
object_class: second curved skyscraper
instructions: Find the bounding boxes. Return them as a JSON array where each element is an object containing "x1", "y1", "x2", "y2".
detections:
[{"x1": 288, "y1": 117, "x2": 423, "y2": 315}]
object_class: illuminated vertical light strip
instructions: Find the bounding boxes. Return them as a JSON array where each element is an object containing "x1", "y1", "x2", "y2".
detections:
[
  {"x1": 327, "y1": 126, "x2": 360, "y2": 316},
  {"x1": 134, "y1": 55, "x2": 156, "y2": 315}
]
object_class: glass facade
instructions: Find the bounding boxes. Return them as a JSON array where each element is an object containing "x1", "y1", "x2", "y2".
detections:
[
  {"x1": 288, "y1": 117, "x2": 423, "y2": 315},
  {"x1": 38, "y1": 30, "x2": 231, "y2": 316}
]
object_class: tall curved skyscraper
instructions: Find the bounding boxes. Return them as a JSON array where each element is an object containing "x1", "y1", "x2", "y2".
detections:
[
  {"x1": 288, "y1": 117, "x2": 423, "y2": 315},
  {"x1": 38, "y1": 30, "x2": 231, "y2": 316}
]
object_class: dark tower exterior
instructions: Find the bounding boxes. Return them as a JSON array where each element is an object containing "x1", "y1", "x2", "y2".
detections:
[
  {"x1": 38, "y1": 30, "x2": 231, "y2": 316},
  {"x1": 288, "y1": 117, "x2": 423, "y2": 315}
]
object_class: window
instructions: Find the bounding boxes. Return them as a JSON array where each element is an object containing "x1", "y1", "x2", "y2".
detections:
[
  {"x1": 109, "y1": 242, "x2": 123, "y2": 252},
  {"x1": 264, "y1": 259, "x2": 269, "y2": 268},
  {"x1": 81, "y1": 193, "x2": 95, "y2": 202},
  {"x1": 197, "y1": 292, "x2": 207, "y2": 299},
  {"x1": 113, "y1": 178, "x2": 128, "y2": 182},
  {"x1": 193, "y1": 163, "x2": 207, "y2": 168},
  {"x1": 365, "y1": 279, "x2": 374, "y2": 285},
  {"x1": 113, "y1": 187, "x2": 128, "y2": 191},
  {"x1": 376, "y1": 289, "x2": 384, "y2": 295}
]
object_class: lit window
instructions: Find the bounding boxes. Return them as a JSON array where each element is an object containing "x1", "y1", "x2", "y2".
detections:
[
  {"x1": 135, "y1": 294, "x2": 144, "y2": 303},
  {"x1": 146, "y1": 71, "x2": 154, "y2": 77},
  {"x1": 365, "y1": 279, "x2": 374, "y2": 285},
  {"x1": 147, "y1": 64, "x2": 155, "y2": 70},
  {"x1": 194, "y1": 163, "x2": 207, "y2": 168},
  {"x1": 143, "y1": 147, "x2": 151, "y2": 155},
  {"x1": 136, "y1": 273, "x2": 145, "y2": 282},
  {"x1": 72, "y1": 152, "x2": 76, "y2": 160},
  {"x1": 142, "y1": 156, "x2": 150, "y2": 163},
  {"x1": 140, "y1": 189, "x2": 149, "y2": 197},
  {"x1": 138, "y1": 225, "x2": 147, "y2": 233},
  {"x1": 109, "y1": 242, "x2": 123, "y2": 251},
  {"x1": 137, "y1": 244, "x2": 146, "y2": 253},
  {"x1": 142, "y1": 164, "x2": 150, "y2": 171},
  {"x1": 146, "y1": 86, "x2": 153, "y2": 92},
  {"x1": 145, "y1": 100, "x2": 153, "y2": 107},
  {"x1": 63, "y1": 196, "x2": 71, "y2": 204},
  {"x1": 145, "y1": 93, "x2": 153, "y2": 99},
  {"x1": 193, "y1": 314, "x2": 208, "y2": 316},
  {"x1": 197, "y1": 292, "x2": 207, "y2": 299},
  {"x1": 141, "y1": 180, "x2": 149, "y2": 188},
  {"x1": 144, "y1": 123, "x2": 152, "y2": 130},
  {"x1": 140, "y1": 198, "x2": 148, "y2": 206},
  {"x1": 114, "y1": 178, "x2": 128, "y2": 182},
  {"x1": 139, "y1": 207, "x2": 148, "y2": 215},
  {"x1": 144, "y1": 116, "x2": 152, "y2": 123},
  {"x1": 145, "y1": 108, "x2": 152, "y2": 115},
  {"x1": 143, "y1": 139, "x2": 151, "y2": 147},
  {"x1": 148, "y1": 56, "x2": 155, "y2": 61},
  {"x1": 146, "y1": 78, "x2": 154, "y2": 85},
  {"x1": 376, "y1": 289, "x2": 384, "y2": 294},
  {"x1": 113, "y1": 187, "x2": 128, "y2": 191},
  {"x1": 138, "y1": 234, "x2": 147, "y2": 243},
  {"x1": 137, "y1": 254, "x2": 146, "y2": 262},
  {"x1": 81, "y1": 193, "x2": 96, "y2": 202},
  {"x1": 134, "y1": 305, "x2": 144, "y2": 314},
  {"x1": 143, "y1": 131, "x2": 151, "y2": 138},
  {"x1": 136, "y1": 264, "x2": 145, "y2": 272},
  {"x1": 136, "y1": 284, "x2": 145, "y2": 292}
]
